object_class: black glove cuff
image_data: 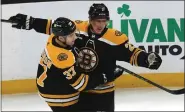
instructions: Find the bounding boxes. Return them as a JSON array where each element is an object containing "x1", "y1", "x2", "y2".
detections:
[{"x1": 22, "y1": 16, "x2": 35, "y2": 30}]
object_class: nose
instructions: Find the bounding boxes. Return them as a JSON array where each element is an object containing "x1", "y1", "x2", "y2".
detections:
[{"x1": 98, "y1": 22, "x2": 106, "y2": 28}]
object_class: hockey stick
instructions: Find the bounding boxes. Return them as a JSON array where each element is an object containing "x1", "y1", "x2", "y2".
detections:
[
  {"x1": 1, "y1": 19, "x2": 12, "y2": 23},
  {"x1": 122, "y1": 67, "x2": 185, "y2": 95}
]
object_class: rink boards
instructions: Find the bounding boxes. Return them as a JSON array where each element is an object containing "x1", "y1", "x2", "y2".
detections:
[{"x1": 2, "y1": 73, "x2": 184, "y2": 94}]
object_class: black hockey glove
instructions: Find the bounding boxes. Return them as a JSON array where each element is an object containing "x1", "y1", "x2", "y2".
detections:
[
  {"x1": 146, "y1": 52, "x2": 162, "y2": 70},
  {"x1": 114, "y1": 65, "x2": 125, "y2": 79},
  {"x1": 8, "y1": 13, "x2": 35, "y2": 30},
  {"x1": 103, "y1": 65, "x2": 125, "y2": 83}
]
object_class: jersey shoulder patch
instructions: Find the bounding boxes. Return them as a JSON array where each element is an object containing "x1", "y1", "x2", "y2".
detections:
[
  {"x1": 102, "y1": 29, "x2": 128, "y2": 45},
  {"x1": 57, "y1": 53, "x2": 68, "y2": 61},
  {"x1": 74, "y1": 20, "x2": 83, "y2": 24},
  {"x1": 115, "y1": 30, "x2": 123, "y2": 36}
]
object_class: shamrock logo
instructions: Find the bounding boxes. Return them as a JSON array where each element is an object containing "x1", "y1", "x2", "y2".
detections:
[{"x1": 117, "y1": 4, "x2": 131, "y2": 17}]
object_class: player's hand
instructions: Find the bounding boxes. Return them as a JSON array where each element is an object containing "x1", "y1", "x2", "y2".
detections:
[
  {"x1": 102, "y1": 65, "x2": 125, "y2": 83},
  {"x1": 147, "y1": 52, "x2": 162, "y2": 70},
  {"x1": 8, "y1": 13, "x2": 34, "y2": 30},
  {"x1": 114, "y1": 65, "x2": 125, "y2": 79}
]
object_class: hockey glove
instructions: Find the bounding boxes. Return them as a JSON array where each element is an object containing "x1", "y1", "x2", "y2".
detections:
[
  {"x1": 114, "y1": 65, "x2": 125, "y2": 79},
  {"x1": 146, "y1": 52, "x2": 162, "y2": 70},
  {"x1": 8, "y1": 13, "x2": 35, "y2": 30},
  {"x1": 101, "y1": 65, "x2": 125, "y2": 84}
]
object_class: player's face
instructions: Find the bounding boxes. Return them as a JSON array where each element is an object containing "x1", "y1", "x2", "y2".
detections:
[
  {"x1": 65, "y1": 32, "x2": 77, "y2": 46},
  {"x1": 90, "y1": 19, "x2": 108, "y2": 34}
]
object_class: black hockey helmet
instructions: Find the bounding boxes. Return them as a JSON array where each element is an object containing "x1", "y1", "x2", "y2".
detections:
[
  {"x1": 88, "y1": 3, "x2": 110, "y2": 20},
  {"x1": 52, "y1": 17, "x2": 76, "y2": 37}
]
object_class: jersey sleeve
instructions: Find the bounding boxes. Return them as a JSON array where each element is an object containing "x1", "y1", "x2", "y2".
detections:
[
  {"x1": 32, "y1": 18, "x2": 52, "y2": 35},
  {"x1": 52, "y1": 61, "x2": 105, "y2": 91},
  {"x1": 63, "y1": 66, "x2": 105, "y2": 92},
  {"x1": 113, "y1": 37, "x2": 149, "y2": 68},
  {"x1": 103, "y1": 29, "x2": 149, "y2": 68}
]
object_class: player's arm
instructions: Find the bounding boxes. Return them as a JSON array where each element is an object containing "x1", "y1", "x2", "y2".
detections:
[
  {"x1": 113, "y1": 34, "x2": 162, "y2": 70},
  {"x1": 61, "y1": 65, "x2": 104, "y2": 91},
  {"x1": 8, "y1": 13, "x2": 52, "y2": 35},
  {"x1": 33, "y1": 18, "x2": 52, "y2": 35},
  {"x1": 49, "y1": 49, "x2": 117, "y2": 92},
  {"x1": 61, "y1": 64, "x2": 124, "y2": 91},
  {"x1": 8, "y1": 13, "x2": 86, "y2": 35}
]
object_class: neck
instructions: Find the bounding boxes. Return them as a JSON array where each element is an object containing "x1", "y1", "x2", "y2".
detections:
[{"x1": 55, "y1": 37, "x2": 67, "y2": 48}]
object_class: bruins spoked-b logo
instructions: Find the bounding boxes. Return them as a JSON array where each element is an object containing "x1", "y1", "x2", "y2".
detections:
[
  {"x1": 74, "y1": 39, "x2": 99, "y2": 72},
  {"x1": 77, "y1": 47, "x2": 98, "y2": 72}
]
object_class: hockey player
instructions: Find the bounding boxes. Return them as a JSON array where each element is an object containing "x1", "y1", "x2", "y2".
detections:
[
  {"x1": 32, "y1": 17, "x2": 124, "y2": 112},
  {"x1": 8, "y1": 3, "x2": 162, "y2": 111}
]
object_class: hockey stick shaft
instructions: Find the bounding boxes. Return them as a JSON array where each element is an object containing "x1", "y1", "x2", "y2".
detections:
[
  {"x1": 1, "y1": 19, "x2": 12, "y2": 23},
  {"x1": 123, "y1": 67, "x2": 185, "y2": 95}
]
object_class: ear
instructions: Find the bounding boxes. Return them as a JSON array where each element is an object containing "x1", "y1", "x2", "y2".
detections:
[{"x1": 58, "y1": 36, "x2": 65, "y2": 42}]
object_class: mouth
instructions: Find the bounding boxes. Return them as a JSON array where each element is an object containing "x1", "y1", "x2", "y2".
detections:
[
  {"x1": 98, "y1": 27, "x2": 103, "y2": 30},
  {"x1": 72, "y1": 41, "x2": 75, "y2": 44},
  {"x1": 96, "y1": 28, "x2": 103, "y2": 33}
]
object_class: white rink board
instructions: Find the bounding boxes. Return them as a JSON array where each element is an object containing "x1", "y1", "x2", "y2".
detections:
[{"x1": 2, "y1": 1, "x2": 184, "y2": 80}]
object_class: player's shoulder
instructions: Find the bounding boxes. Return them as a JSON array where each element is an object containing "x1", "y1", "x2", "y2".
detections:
[
  {"x1": 73, "y1": 20, "x2": 89, "y2": 32},
  {"x1": 74, "y1": 20, "x2": 87, "y2": 24},
  {"x1": 101, "y1": 28, "x2": 128, "y2": 45},
  {"x1": 45, "y1": 34, "x2": 75, "y2": 69}
]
